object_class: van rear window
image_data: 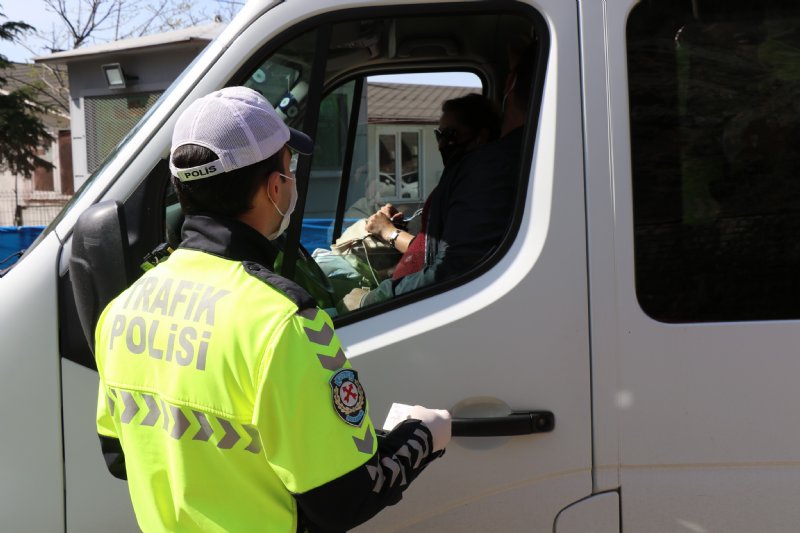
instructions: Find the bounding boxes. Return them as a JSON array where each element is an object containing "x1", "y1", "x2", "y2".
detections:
[{"x1": 628, "y1": 0, "x2": 800, "y2": 322}]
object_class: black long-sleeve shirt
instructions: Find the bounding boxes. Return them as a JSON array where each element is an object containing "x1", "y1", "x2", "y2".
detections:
[{"x1": 364, "y1": 127, "x2": 523, "y2": 305}]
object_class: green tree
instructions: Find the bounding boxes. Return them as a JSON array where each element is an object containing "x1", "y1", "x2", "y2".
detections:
[{"x1": 0, "y1": 9, "x2": 52, "y2": 176}]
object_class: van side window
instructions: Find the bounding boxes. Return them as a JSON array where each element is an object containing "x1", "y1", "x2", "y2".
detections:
[
  {"x1": 628, "y1": 1, "x2": 800, "y2": 322},
  {"x1": 236, "y1": 9, "x2": 544, "y2": 320}
]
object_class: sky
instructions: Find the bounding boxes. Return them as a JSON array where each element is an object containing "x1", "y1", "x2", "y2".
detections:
[
  {"x1": 1, "y1": 0, "x2": 229, "y2": 63},
  {"x1": 1, "y1": 0, "x2": 481, "y2": 87},
  {"x1": 2, "y1": 0, "x2": 54, "y2": 62}
]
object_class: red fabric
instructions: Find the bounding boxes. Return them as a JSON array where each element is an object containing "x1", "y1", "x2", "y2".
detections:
[{"x1": 392, "y1": 199, "x2": 431, "y2": 280}]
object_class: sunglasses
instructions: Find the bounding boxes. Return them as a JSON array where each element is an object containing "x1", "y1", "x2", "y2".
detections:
[{"x1": 434, "y1": 127, "x2": 458, "y2": 143}]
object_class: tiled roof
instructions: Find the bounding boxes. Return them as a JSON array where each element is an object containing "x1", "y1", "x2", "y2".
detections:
[{"x1": 368, "y1": 82, "x2": 480, "y2": 124}]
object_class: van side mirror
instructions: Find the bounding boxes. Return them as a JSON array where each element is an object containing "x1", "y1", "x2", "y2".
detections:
[{"x1": 69, "y1": 200, "x2": 131, "y2": 352}]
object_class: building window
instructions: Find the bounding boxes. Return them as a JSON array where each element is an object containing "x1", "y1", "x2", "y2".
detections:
[{"x1": 376, "y1": 128, "x2": 422, "y2": 202}]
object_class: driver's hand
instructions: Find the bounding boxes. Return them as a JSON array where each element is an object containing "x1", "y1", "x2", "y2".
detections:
[
  {"x1": 365, "y1": 212, "x2": 396, "y2": 241},
  {"x1": 379, "y1": 203, "x2": 403, "y2": 222},
  {"x1": 342, "y1": 288, "x2": 370, "y2": 311}
]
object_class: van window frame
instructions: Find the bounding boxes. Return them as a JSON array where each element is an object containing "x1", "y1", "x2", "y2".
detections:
[{"x1": 227, "y1": 2, "x2": 549, "y2": 325}]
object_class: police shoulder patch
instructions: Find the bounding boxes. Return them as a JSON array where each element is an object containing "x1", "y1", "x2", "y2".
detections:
[{"x1": 330, "y1": 368, "x2": 366, "y2": 427}]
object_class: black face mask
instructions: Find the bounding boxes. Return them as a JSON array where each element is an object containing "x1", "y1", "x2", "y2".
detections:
[{"x1": 439, "y1": 135, "x2": 477, "y2": 166}]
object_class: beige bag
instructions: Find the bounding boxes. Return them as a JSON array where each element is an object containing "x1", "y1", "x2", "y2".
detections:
[{"x1": 332, "y1": 219, "x2": 402, "y2": 277}]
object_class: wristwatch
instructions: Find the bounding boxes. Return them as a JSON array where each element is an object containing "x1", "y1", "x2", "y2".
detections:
[{"x1": 387, "y1": 229, "x2": 402, "y2": 248}]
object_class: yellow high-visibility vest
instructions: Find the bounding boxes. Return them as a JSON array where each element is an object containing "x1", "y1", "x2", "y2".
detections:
[{"x1": 95, "y1": 248, "x2": 376, "y2": 532}]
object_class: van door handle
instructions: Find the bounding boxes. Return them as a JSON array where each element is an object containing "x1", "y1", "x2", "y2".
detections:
[{"x1": 451, "y1": 411, "x2": 555, "y2": 437}]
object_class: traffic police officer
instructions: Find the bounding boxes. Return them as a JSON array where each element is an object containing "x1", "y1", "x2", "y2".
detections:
[{"x1": 94, "y1": 86, "x2": 451, "y2": 532}]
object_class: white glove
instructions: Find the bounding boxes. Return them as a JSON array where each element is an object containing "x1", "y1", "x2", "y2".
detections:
[{"x1": 408, "y1": 405, "x2": 452, "y2": 453}]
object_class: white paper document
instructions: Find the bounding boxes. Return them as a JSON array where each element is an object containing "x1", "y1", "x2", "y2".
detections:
[{"x1": 382, "y1": 402, "x2": 414, "y2": 431}]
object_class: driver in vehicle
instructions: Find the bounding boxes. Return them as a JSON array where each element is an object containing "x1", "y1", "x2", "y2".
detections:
[
  {"x1": 342, "y1": 40, "x2": 533, "y2": 310},
  {"x1": 365, "y1": 93, "x2": 500, "y2": 277}
]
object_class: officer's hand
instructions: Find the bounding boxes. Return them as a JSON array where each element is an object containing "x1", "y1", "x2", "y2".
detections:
[
  {"x1": 408, "y1": 405, "x2": 451, "y2": 452},
  {"x1": 342, "y1": 287, "x2": 370, "y2": 311}
]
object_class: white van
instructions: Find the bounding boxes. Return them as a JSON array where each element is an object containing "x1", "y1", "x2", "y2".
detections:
[{"x1": 3, "y1": 0, "x2": 800, "y2": 531}]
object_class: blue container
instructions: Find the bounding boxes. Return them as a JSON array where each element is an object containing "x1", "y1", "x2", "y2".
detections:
[
  {"x1": 300, "y1": 218, "x2": 360, "y2": 252},
  {"x1": 0, "y1": 226, "x2": 45, "y2": 267},
  {"x1": 1, "y1": 220, "x2": 356, "y2": 269},
  {"x1": 300, "y1": 218, "x2": 336, "y2": 252}
]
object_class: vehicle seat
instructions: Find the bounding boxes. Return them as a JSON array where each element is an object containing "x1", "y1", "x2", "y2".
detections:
[
  {"x1": 69, "y1": 200, "x2": 131, "y2": 352},
  {"x1": 165, "y1": 202, "x2": 184, "y2": 249}
]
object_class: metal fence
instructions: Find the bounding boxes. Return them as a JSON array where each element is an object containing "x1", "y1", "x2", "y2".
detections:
[{"x1": 0, "y1": 189, "x2": 71, "y2": 227}]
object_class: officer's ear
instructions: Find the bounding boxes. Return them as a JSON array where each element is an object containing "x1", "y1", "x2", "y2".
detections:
[
  {"x1": 264, "y1": 169, "x2": 283, "y2": 203},
  {"x1": 261, "y1": 146, "x2": 292, "y2": 207}
]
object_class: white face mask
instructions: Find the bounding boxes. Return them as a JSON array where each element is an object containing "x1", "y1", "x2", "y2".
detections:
[{"x1": 267, "y1": 173, "x2": 297, "y2": 240}]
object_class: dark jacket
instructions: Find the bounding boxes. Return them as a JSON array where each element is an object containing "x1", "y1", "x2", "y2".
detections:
[{"x1": 363, "y1": 127, "x2": 524, "y2": 306}]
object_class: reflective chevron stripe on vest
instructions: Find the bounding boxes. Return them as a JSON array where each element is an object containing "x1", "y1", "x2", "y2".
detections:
[{"x1": 107, "y1": 388, "x2": 262, "y2": 453}]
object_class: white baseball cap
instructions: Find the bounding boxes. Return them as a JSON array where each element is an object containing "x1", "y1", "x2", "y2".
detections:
[{"x1": 169, "y1": 86, "x2": 313, "y2": 182}]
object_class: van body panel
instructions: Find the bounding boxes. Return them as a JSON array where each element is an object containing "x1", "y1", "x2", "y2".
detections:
[
  {"x1": 0, "y1": 233, "x2": 64, "y2": 532},
  {"x1": 555, "y1": 492, "x2": 620, "y2": 533},
  {"x1": 578, "y1": 0, "x2": 621, "y2": 493},
  {"x1": 62, "y1": 359, "x2": 138, "y2": 531},
  {"x1": 599, "y1": 0, "x2": 800, "y2": 530},
  {"x1": 356, "y1": 473, "x2": 589, "y2": 532},
  {"x1": 342, "y1": 0, "x2": 594, "y2": 528}
]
